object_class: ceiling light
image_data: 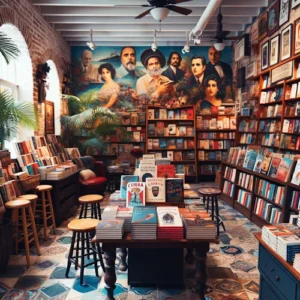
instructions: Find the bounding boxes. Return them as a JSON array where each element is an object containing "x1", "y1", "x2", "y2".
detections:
[
  {"x1": 86, "y1": 29, "x2": 97, "y2": 50},
  {"x1": 151, "y1": 29, "x2": 157, "y2": 52},
  {"x1": 182, "y1": 31, "x2": 190, "y2": 54},
  {"x1": 150, "y1": 7, "x2": 170, "y2": 21},
  {"x1": 214, "y1": 42, "x2": 225, "y2": 51}
]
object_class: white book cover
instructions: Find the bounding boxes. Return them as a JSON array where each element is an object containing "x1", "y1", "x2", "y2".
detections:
[
  {"x1": 167, "y1": 151, "x2": 174, "y2": 161},
  {"x1": 143, "y1": 154, "x2": 155, "y2": 160},
  {"x1": 139, "y1": 159, "x2": 156, "y2": 167},
  {"x1": 146, "y1": 177, "x2": 165, "y2": 202},
  {"x1": 282, "y1": 119, "x2": 290, "y2": 133},
  {"x1": 139, "y1": 165, "x2": 157, "y2": 182},
  {"x1": 291, "y1": 160, "x2": 300, "y2": 185},
  {"x1": 159, "y1": 109, "x2": 167, "y2": 119},
  {"x1": 297, "y1": 82, "x2": 300, "y2": 98},
  {"x1": 260, "y1": 91, "x2": 267, "y2": 103},
  {"x1": 126, "y1": 182, "x2": 146, "y2": 207},
  {"x1": 291, "y1": 83, "x2": 298, "y2": 99},
  {"x1": 157, "y1": 206, "x2": 183, "y2": 227},
  {"x1": 223, "y1": 117, "x2": 230, "y2": 129}
]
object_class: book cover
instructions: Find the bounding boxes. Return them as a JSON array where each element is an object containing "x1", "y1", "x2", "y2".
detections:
[
  {"x1": 148, "y1": 109, "x2": 155, "y2": 119},
  {"x1": 276, "y1": 157, "x2": 293, "y2": 182},
  {"x1": 120, "y1": 175, "x2": 139, "y2": 199},
  {"x1": 168, "y1": 124, "x2": 177, "y2": 135},
  {"x1": 261, "y1": 153, "x2": 272, "y2": 174},
  {"x1": 156, "y1": 122, "x2": 165, "y2": 136},
  {"x1": 178, "y1": 126, "x2": 186, "y2": 136},
  {"x1": 146, "y1": 177, "x2": 165, "y2": 202},
  {"x1": 267, "y1": 157, "x2": 282, "y2": 178},
  {"x1": 180, "y1": 109, "x2": 187, "y2": 119},
  {"x1": 186, "y1": 164, "x2": 196, "y2": 175},
  {"x1": 126, "y1": 182, "x2": 146, "y2": 207},
  {"x1": 157, "y1": 206, "x2": 183, "y2": 227},
  {"x1": 138, "y1": 165, "x2": 157, "y2": 182},
  {"x1": 148, "y1": 124, "x2": 156, "y2": 136},
  {"x1": 167, "y1": 110, "x2": 174, "y2": 119},
  {"x1": 167, "y1": 151, "x2": 174, "y2": 161},
  {"x1": 157, "y1": 164, "x2": 175, "y2": 178},
  {"x1": 159, "y1": 109, "x2": 167, "y2": 119},
  {"x1": 174, "y1": 151, "x2": 182, "y2": 161},
  {"x1": 253, "y1": 153, "x2": 264, "y2": 173},
  {"x1": 167, "y1": 139, "x2": 176, "y2": 149},
  {"x1": 291, "y1": 160, "x2": 300, "y2": 185},
  {"x1": 131, "y1": 206, "x2": 157, "y2": 224}
]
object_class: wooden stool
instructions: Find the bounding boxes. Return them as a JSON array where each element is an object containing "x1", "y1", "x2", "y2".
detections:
[
  {"x1": 78, "y1": 194, "x2": 103, "y2": 220},
  {"x1": 198, "y1": 188, "x2": 225, "y2": 236},
  {"x1": 66, "y1": 218, "x2": 105, "y2": 285},
  {"x1": 36, "y1": 185, "x2": 56, "y2": 240},
  {"x1": 5, "y1": 199, "x2": 41, "y2": 268},
  {"x1": 19, "y1": 194, "x2": 38, "y2": 214}
]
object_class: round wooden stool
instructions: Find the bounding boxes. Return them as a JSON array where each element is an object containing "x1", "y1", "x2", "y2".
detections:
[
  {"x1": 36, "y1": 185, "x2": 56, "y2": 240},
  {"x1": 66, "y1": 218, "x2": 105, "y2": 285},
  {"x1": 5, "y1": 199, "x2": 41, "y2": 268},
  {"x1": 19, "y1": 194, "x2": 38, "y2": 214},
  {"x1": 78, "y1": 194, "x2": 103, "y2": 220},
  {"x1": 198, "y1": 187, "x2": 225, "y2": 236}
]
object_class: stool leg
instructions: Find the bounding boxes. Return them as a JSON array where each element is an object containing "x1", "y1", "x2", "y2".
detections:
[
  {"x1": 21, "y1": 207, "x2": 31, "y2": 268},
  {"x1": 75, "y1": 232, "x2": 80, "y2": 270},
  {"x1": 97, "y1": 203, "x2": 102, "y2": 220},
  {"x1": 79, "y1": 203, "x2": 85, "y2": 219},
  {"x1": 47, "y1": 190, "x2": 56, "y2": 233},
  {"x1": 205, "y1": 196, "x2": 209, "y2": 212},
  {"x1": 12, "y1": 209, "x2": 19, "y2": 254},
  {"x1": 80, "y1": 232, "x2": 85, "y2": 285},
  {"x1": 86, "y1": 232, "x2": 90, "y2": 260},
  {"x1": 211, "y1": 196, "x2": 215, "y2": 221},
  {"x1": 214, "y1": 196, "x2": 220, "y2": 236},
  {"x1": 84, "y1": 203, "x2": 88, "y2": 218},
  {"x1": 66, "y1": 232, "x2": 76, "y2": 278},
  {"x1": 41, "y1": 191, "x2": 48, "y2": 240},
  {"x1": 91, "y1": 239, "x2": 99, "y2": 277},
  {"x1": 28, "y1": 206, "x2": 41, "y2": 256},
  {"x1": 91, "y1": 203, "x2": 96, "y2": 219},
  {"x1": 96, "y1": 243, "x2": 106, "y2": 272}
]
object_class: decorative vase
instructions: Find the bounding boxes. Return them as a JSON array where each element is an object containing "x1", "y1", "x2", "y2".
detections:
[{"x1": 0, "y1": 218, "x2": 13, "y2": 270}]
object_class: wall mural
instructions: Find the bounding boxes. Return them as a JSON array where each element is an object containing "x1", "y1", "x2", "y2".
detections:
[{"x1": 71, "y1": 46, "x2": 234, "y2": 113}]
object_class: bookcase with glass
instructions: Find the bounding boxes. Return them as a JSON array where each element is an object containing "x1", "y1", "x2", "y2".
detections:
[
  {"x1": 196, "y1": 103, "x2": 236, "y2": 180},
  {"x1": 145, "y1": 105, "x2": 197, "y2": 182}
]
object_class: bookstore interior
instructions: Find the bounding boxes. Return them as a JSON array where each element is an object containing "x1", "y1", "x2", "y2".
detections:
[{"x1": 1, "y1": 1, "x2": 300, "y2": 299}]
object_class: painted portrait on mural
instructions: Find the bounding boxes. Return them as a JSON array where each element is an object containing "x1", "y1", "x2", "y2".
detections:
[{"x1": 70, "y1": 45, "x2": 233, "y2": 114}]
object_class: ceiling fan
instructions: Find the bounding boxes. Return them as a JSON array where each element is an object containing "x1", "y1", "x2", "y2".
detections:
[{"x1": 133, "y1": 0, "x2": 193, "y2": 19}]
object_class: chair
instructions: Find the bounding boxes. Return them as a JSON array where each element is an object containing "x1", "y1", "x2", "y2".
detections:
[{"x1": 73, "y1": 156, "x2": 107, "y2": 196}]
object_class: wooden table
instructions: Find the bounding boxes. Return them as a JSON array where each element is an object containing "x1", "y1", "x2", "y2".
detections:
[{"x1": 94, "y1": 233, "x2": 218, "y2": 300}]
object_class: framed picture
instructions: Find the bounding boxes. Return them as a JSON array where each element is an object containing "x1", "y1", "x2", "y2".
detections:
[
  {"x1": 294, "y1": 17, "x2": 300, "y2": 55},
  {"x1": 261, "y1": 41, "x2": 269, "y2": 70},
  {"x1": 279, "y1": 0, "x2": 290, "y2": 27},
  {"x1": 281, "y1": 24, "x2": 292, "y2": 61},
  {"x1": 270, "y1": 35, "x2": 280, "y2": 66},
  {"x1": 45, "y1": 100, "x2": 55, "y2": 134},
  {"x1": 268, "y1": 0, "x2": 280, "y2": 36},
  {"x1": 291, "y1": 0, "x2": 300, "y2": 9},
  {"x1": 246, "y1": 61, "x2": 257, "y2": 79},
  {"x1": 258, "y1": 11, "x2": 268, "y2": 41}
]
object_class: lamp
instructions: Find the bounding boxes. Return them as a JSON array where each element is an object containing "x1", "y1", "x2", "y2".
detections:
[
  {"x1": 150, "y1": 7, "x2": 170, "y2": 21},
  {"x1": 151, "y1": 30, "x2": 157, "y2": 52},
  {"x1": 182, "y1": 31, "x2": 190, "y2": 54},
  {"x1": 214, "y1": 42, "x2": 225, "y2": 51},
  {"x1": 86, "y1": 29, "x2": 97, "y2": 50}
]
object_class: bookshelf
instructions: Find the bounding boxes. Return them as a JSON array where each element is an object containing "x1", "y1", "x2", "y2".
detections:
[
  {"x1": 196, "y1": 104, "x2": 236, "y2": 181},
  {"x1": 145, "y1": 105, "x2": 197, "y2": 182}
]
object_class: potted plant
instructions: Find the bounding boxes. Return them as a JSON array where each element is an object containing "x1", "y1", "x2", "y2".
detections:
[{"x1": 0, "y1": 31, "x2": 38, "y2": 270}]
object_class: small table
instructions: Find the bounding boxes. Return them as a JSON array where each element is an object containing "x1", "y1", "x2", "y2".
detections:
[{"x1": 94, "y1": 233, "x2": 218, "y2": 300}]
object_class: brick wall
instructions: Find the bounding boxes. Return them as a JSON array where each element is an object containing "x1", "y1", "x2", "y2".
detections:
[{"x1": 0, "y1": 0, "x2": 71, "y2": 133}]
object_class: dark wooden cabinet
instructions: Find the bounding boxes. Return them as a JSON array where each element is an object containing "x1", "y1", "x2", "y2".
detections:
[{"x1": 41, "y1": 171, "x2": 79, "y2": 226}]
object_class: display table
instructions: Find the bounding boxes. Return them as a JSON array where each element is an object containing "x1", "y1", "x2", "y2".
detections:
[
  {"x1": 94, "y1": 233, "x2": 218, "y2": 300},
  {"x1": 255, "y1": 233, "x2": 300, "y2": 300}
]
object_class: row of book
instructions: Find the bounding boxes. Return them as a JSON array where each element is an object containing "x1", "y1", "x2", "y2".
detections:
[
  {"x1": 237, "y1": 172, "x2": 254, "y2": 191},
  {"x1": 117, "y1": 111, "x2": 146, "y2": 126},
  {"x1": 197, "y1": 132, "x2": 235, "y2": 139},
  {"x1": 239, "y1": 133, "x2": 256, "y2": 144},
  {"x1": 198, "y1": 139, "x2": 234, "y2": 150},
  {"x1": 196, "y1": 116, "x2": 236, "y2": 130},
  {"x1": 254, "y1": 197, "x2": 282, "y2": 224},
  {"x1": 148, "y1": 107, "x2": 194, "y2": 120},
  {"x1": 236, "y1": 189, "x2": 251, "y2": 208},
  {"x1": 280, "y1": 134, "x2": 300, "y2": 150},
  {"x1": 148, "y1": 122, "x2": 194, "y2": 137},
  {"x1": 290, "y1": 190, "x2": 300, "y2": 210},
  {"x1": 197, "y1": 104, "x2": 236, "y2": 116},
  {"x1": 260, "y1": 104, "x2": 282, "y2": 118},
  {"x1": 198, "y1": 151, "x2": 226, "y2": 161},
  {"x1": 222, "y1": 181, "x2": 234, "y2": 197},
  {"x1": 260, "y1": 87, "x2": 283, "y2": 103},
  {"x1": 110, "y1": 129, "x2": 146, "y2": 143},
  {"x1": 285, "y1": 82, "x2": 300, "y2": 100},
  {"x1": 224, "y1": 166, "x2": 236, "y2": 182},
  {"x1": 238, "y1": 120, "x2": 257, "y2": 133},
  {"x1": 259, "y1": 120, "x2": 281, "y2": 133},
  {"x1": 282, "y1": 119, "x2": 300, "y2": 134},
  {"x1": 256, "y1": 179, "x2": 285, "y2": 206},
  {"x1": 258, "y1": 132, "x2": 280, "y2": 147},
  {"x1": 285, "y1": 102, "x2": 300, "y2": 117},
  {"x1": 199, "y1": 165, "x2": 220, "y2": 175},
  {"x1": 148, "y1": 138, "x2": 195, "y2": 150}
]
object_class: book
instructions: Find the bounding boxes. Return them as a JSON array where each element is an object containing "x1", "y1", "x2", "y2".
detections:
[
  {"x1": 120, "y1": 175, "x2": 139, "y2": 199},
  {"x1": 267, "y1": 157, "x2": 281, "y2": 178},
  {"x1": 165, "y1": 178, "x2": 184, "y2": 202},
  {"x1": 157, "y1": 164, "x2": 175, "y2": 179},
  {"x1": 291, "y1": 160, "x2": 300, "y2": 185},
  {"x1": 138, "y1": 165, "x2": 157, "y2": 182},
  {"x1": 168, "y1": 124, "x2": 177, "y2": 135},
  {"x1": 146, "y1": 178, "x2": 165, "y2": 202},
  {"x1": 276, "y1": 157, "x2": 293, "y2": 182},
  {"x1": 126, "y1": 182, "x2": 146, "y2": 207}
]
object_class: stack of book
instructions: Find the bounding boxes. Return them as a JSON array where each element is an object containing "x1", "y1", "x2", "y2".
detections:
[
  {"x1": 131, "y1": 206, "x2": 157, "y2": 239},
  {"x1": 116, "y1": 207, "x2": 133, "y2": 232},
  {"x1": 293, "y1": 253, "x2": 300, "y2": 272},
  {"x1": 182, "y1": 210, "x2": 216, "y2": 239},
  {"x1": 277, "y1": 235, "x2": 300, "y2": 263},
  {"x1": 157, "y1": 206, "x2": 184, "y2": 239},
  {"x1": 109, "y1": 190, "x2": 126, "y2": 207},
  {"x1": 96, "y1": 219, "x2": 124, "y2": 239},
  {"x1": 102, "y1": 206, "x2": 119, "y2": 220}
]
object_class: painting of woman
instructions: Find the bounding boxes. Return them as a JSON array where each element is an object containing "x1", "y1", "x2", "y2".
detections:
[{"x1": 97, "y1": 63, "x2": 120, "y2": 109}]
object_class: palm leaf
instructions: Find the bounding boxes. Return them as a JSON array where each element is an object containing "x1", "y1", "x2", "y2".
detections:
[{"x1": 0, "y1": 32, "x2": 20, "y2": 64}]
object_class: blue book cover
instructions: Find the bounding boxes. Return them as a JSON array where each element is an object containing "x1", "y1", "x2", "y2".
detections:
[
  {"x1": 132, "y1": 206, "x2": 157, "y2": 224},
  {"x1": 165, "y1": 178, "x2": 184, "y2": 202},
  {"x1": 120, "y1": 175, "x2": 139, "y2": 199}
]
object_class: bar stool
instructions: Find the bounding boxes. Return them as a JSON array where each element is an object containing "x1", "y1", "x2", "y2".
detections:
[
  {"x1": 78, "y1": 194, "x2": 103, "y2": 220},
  {"x1": 36, "y1": 185, "x2": 56, "y2": 240},
  {"x1": 65, "y1": 218, "x2": 105, "y2": 285},
  {"x1": 19, "y1": 194, "x2": 38, "y2": 214},
  {"x1": 5, "y1": 199, "x2": 41, "y2": 268},
  {"x1": 198, "y1": 187, "x2": 225, "y2": 236}
]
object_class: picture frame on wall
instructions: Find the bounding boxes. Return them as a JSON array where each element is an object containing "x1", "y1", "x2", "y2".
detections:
[
  {"x1": 270, "y1": 35, "x2": 280, "y2": 66},
  {"x1": 258, "y1": 11, "x2": 268, "y2": 41},
  {"x1": 281, "y1": 24, "x2": 292, "y2": 61},
  {"x1": 291, "y1": 0, "x2": 300, "y2": 9},
  {"x1": 261, "y1": 41, "x2": 269, "y2": 70},
  {"x1": 279, "y1": 0, "x2": 290, "y2": 27},
  {"x1": 294, "y1": 17, "x2": 300, "y2": 55},
  {"x1": 246, "y1": 61, "x2": 257, "y2": 79},
  {"x1": 45, "y1": 100, "x2": 55, "y2": 134},
  {"x1": 268, "y1": 0, "x2": 280, "y2": 36}
]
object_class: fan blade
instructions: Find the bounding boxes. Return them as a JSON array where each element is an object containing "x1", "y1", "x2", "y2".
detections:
[
  {"x1": 214, "y1": 30, "x2": 230, "y2": 40},
  {"x1": 135, "y1": 8, "x2": 153, "y2": 19},
  {"x1": 168, "y1": 5, "x2": 192, "y2": 15},
  {"x1": 168, "y1": 0, "x2": 193, "y2": 4}
]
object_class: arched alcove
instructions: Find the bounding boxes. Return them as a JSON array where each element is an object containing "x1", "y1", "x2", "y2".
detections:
[
  {"x1": 45, "y1": 60, "x2": 61, "y2": 135},
  {"x1": 0, "y1": 23, "x2": 33, "y2": 157}
]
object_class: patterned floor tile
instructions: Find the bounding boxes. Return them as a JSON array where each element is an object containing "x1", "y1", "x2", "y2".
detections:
[
  {"x1": 14, "y1": 275, "x2": 47, "y2": 290},
  {"x1": 36, "y1": 282, "x2": 70, "y2": 299},
  {"x1": 2, "y1": 288, "x2": 37, "y2": 299},
  {"x1": 57, "y1": 236, "x2": 73, "y2": 245},
  {"x1": 72, "y1": 275, "x2": 101, "y2": 293},
  {"x1": 0, "y1": 265, "x2": 27, "y2": 278}
]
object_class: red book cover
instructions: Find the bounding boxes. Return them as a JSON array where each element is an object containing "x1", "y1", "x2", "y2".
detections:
[
  {"x1": 187, "y1": 108, "x2": 194, "y2": 120},
  {"x1": 157, "y1": 164, "x2": 175, "y2": 179}
]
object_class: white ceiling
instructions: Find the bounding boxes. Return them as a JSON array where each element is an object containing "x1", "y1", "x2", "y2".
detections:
[{"x1": 32, "y1": 0, "x2": 268, "y2": 47}]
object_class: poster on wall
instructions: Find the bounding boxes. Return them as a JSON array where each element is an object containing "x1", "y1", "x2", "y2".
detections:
[
  {"x1": 270, "y1": 35, "x2": 280, "y2": 66},
  {"x1": 281, "y1": 24, "x2": 292, "y2": 61},
  {"x1": 294, "y1": 17, "x2": 300, "y2": 55},
  {"x1": 258, "y1": 11, "x2": 268, "y2": 41},
  {"x1": 261, "y1": 41, "x2": 269, "y2": 70},
  {"x1": 279, "y1": 0, "x2": 290, "y2": 27},
  {"x1": 45, "y1": 100, "x2": 54, "y2": 134},
  {"x1": 268, "y1": 0, "x2": 280, "y2": 36},
  {"x1": 291, "y1": 0, "x2": 300, "y2": 9}
]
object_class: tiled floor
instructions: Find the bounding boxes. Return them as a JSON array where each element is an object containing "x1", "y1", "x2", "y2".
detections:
[{"x1": 0, "y1": 184, "x2": 261, "y2": 300}]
